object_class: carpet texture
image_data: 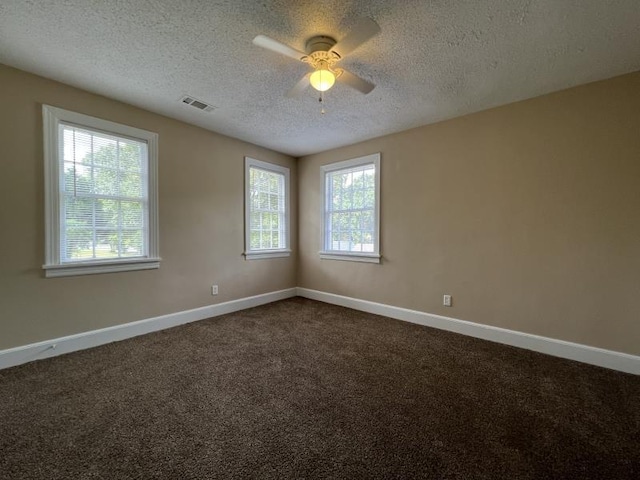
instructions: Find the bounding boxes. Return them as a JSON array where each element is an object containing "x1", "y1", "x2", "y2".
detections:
[{"x1": 1, "y1": 297, "x2": 639, "y2": 479}]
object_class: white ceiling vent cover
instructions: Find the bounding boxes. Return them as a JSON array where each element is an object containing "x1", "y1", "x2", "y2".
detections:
[{"x1": 180, "y1": 95, "x2": 216, "y2": 112}]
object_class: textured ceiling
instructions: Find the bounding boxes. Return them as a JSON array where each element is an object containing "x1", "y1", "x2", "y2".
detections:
[{"x1": 1, "y1": 0, "x2": 639, "y2": 157}]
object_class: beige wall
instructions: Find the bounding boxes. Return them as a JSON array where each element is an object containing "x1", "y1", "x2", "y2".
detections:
[
  {"x1": 298, "y1": 72, "x2": 640, "y2": 356},
  {"x1": 2, "y1": 63, "x2": 639, "y2": 356},
  {"x1": 0, "y1": 64, "x2": 297, "y2": 349}
]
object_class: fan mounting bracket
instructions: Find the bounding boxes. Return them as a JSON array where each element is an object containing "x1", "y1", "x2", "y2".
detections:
[
  {"x1": 305, "y1": 36, "x2": 339, "y2": 55},
  {"x1": 302, "y1": 36, "x2": 341, "y2": 70}
]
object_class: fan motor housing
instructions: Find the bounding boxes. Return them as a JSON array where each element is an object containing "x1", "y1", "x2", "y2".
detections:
[{"x1": 305, "y1": 36, "x2": 337, "y2": 54}]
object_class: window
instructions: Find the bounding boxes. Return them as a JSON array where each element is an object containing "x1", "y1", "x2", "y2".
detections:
[
  {"x1": 244, "y1": 157, "x2": 291, "y2": 259},
  {"x1": 320, "y1": 153, "x2": 381, "y2": 263},
  {"x1": 43, "y1": 105, "x2": 160, "y2": 277}
]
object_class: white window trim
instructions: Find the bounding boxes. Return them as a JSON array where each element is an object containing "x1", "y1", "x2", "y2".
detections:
[
  {"x1": 244, "y1": 157, "x2": 291, "y2": 260},
  {"x1": 42, "y1": 105, "x2": 161, "y2": 278},
  {"x1": 320, "y1": 153, "x2": 381, "y2": 264}
]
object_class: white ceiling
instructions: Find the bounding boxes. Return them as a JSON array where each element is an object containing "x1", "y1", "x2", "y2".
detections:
[{"x1": 1, "y1": 0, "x2": 639, "y2": 157}]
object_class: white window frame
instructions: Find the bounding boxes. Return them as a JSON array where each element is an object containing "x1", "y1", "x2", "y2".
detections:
[
  {"x1": 244, "y1": 157, "x2": 291, "y2": 260},
  {"x1": 320, "y1": 153, "x2": 381, "y2": 263},
  {"x1": 42, "y1": 105, "x2": 160, "y2": 278}
]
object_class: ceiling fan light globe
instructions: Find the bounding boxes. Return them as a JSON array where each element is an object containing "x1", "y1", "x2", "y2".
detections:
[{"x1": 310, "y1": 69, "x2": 336, "y2": 92}]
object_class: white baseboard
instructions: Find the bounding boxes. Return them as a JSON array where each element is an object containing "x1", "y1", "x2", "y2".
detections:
[
  {"x1": 3, "y1": 287, "x2": 638, "y2": 375},
  {"x1": 296, "y1": 288, "x2": 640, "y2": 375},
  {"x1": 0, "y1": 288, "x2": 297, "y2": 370}
]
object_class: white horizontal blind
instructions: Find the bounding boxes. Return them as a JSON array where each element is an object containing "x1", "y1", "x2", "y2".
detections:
[
  {"x1": 325, "y1": 162, "x2": 376, "y2": 252},
  {"x1": 59, "y1": 123, "x2": 149, "y2": 263},
  {"x1": 248, "y1": 166, "x2": 286, "y2": 250}
]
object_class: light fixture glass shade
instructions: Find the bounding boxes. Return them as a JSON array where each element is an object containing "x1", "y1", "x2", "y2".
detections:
[{"x1": 310, "y1": 69, "x2": 336, "y2": 92}]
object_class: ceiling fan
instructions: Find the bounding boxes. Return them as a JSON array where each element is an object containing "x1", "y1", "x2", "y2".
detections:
[{"x1": 253, "y1": 18, "x2": 381, "y2": 97}]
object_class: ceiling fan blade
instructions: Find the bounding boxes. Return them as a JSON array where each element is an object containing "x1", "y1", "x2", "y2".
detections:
[
  {"x1": 330, "y1": 18, "x2": 381, "y2": 58},
  {"x1": 286, "y1": 73, "x2": 311, "y2": 98},
  {"x1": 339, "y1": 69, "x2": 375, "y2": 94},
  {"x1": 253, "y1": 35, "x2": 306, "y2": 61}
]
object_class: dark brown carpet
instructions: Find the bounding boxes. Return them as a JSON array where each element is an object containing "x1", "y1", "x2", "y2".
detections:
[{"x1": 1, "y1": 297, "x2": 638, "y2": 479}]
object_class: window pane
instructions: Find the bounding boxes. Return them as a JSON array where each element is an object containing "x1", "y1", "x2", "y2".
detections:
[
  {"x1": 258, "y1": 191, "x2": 268, "y2": 209},
  {"x1": 323, "y1": 157, "x2": 378, "y2": 254},
  {"x1": 246, "y1": 162, "x2": 288, "y2": 252},
  {"x1": 92, "y1": 136, "x2": 119, "y2": 168},
  {"x1": 63, "y1": 163, "x2": 93, "y2": 195},
  {"x1": 353, "y1": 189, "x2": 365, "y2": 209},
  {"x1": 261, "y1": 212, "x2": 271, "y2": 230},
  {"x1": 269, "y1": 193, "x2": 279, "y2": 211},
  {"x1": 364, "y1": 169, "x2": 375, "y2": 188},
  {"x1": 95, "y1": 199, "x2": 118, "y2": 228},
  {"x1": 93, "y1": 167, "x2": 118, "y2": 195},
  {"x1": 361, "y1": 231, "x2": 374, "y2": 252},
  {"x1": 364, "y1": 187, "x2": 375, "y2": 209},
  {"x1": 362, "y1": 211, "x2": 374, "y2": 231},
  {"x1": 250, "y1": 211, "x2": 260, "y2": 230},
  {"x1": 65, "y1": 226, "x2": 94, "y2": 260},
  {"x1": 96, "y1": 229, "x2": 119, "y2": 257},
  {"x1": 122, "y1": 201, "x2": 143, "y2": 228},
  {"x1": 352, "y1": 170, "x2": 364, "y2": 189},
  {"x1": 119, "y1": 142, "x2": 144, "y2": 172},
  {"x1": 340, "y1": 177, "x2": 352, "y2": 210},
  {"x1": 65, "y1": 196, "x2": 93, "y2": 225},
  {"x1": 121, "y1": 230, "x2": 143, "y2": 257},
  {"x1": 120, "y1": 172, "x2": 142, "y2": 198},
  {"x1": 330, "y1": 212, "x2": 345, "y2": 234},
  {"x1": 58, "y1": 122, "x2": 150, "y2": 263}
]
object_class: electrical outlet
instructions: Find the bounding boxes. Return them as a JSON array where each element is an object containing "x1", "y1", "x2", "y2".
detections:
[
  {"x1": 211, "y1": 285, "x2": 218, "y2": 296},
  {"x1": 443, "y1": 294, "x2": 452, "y2": 307}
]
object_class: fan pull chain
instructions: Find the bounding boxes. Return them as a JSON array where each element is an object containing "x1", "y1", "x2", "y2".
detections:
[{"x1": 319, "y1": 91, "x2": 326, "y2": 114}]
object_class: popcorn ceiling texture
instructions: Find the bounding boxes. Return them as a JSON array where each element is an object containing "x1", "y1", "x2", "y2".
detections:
[{"x1": 0, "y1": 0, "x2": 639, "y2": 156}]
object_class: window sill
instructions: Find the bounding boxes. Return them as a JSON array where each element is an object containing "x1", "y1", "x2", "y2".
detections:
[
  {"x1": 319, "y1": 251, "x2": 381, "y2": 264},
  {"x1": 244, "y1": 249, "x2": 291, "y2": 260},
  {"x1": 43, "y1": 257, "x2": 161, "y2": 278}
]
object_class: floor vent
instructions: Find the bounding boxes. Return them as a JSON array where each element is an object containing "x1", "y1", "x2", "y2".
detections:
[{"x1": 180, "y1": 95, "x2": 216, "y2": 112}]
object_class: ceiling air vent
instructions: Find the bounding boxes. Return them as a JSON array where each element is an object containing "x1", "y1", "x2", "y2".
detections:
[{"x1": 180, "y1": 95, "x2": 216, "y2": 112}]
